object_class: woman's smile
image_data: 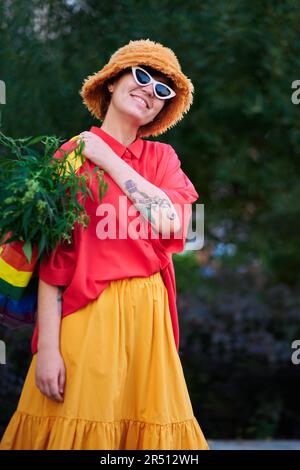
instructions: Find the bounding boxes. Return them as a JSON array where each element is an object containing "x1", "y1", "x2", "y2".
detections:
[{"x1": 130, "y1": 94, "x2": 149, "y2": 109}]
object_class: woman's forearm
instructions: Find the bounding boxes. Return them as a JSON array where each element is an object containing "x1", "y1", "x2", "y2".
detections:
[
  {"x1": 102, "y1": 150, "x2": 182, "y2": 237},
  {"x1": 37, "y1": 279, "x2": 63, "y2": 352}
]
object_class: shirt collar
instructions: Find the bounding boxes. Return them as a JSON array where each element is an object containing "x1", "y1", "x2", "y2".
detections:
[{"x1": 90, "y1": 126, "x2": 143, "y2": 159}]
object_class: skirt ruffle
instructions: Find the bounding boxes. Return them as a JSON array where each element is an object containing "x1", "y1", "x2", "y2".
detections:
[{"x1": 1, "y1": 410, "x2": 208, "y2": 450}]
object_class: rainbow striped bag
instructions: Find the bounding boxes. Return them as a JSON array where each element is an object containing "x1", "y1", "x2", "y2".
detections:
[{"x1": 0, "y1": 233, "x2": 39, "y2": 328}]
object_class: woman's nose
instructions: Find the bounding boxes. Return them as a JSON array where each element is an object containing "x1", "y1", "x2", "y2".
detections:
[{"x1": 141, "y1": 83, "x2": 154, "y2": 96}]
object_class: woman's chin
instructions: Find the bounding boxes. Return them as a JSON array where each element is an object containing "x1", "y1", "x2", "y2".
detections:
[{"x1": 123, "y1": 109, "x2": 151, "y2": 127}]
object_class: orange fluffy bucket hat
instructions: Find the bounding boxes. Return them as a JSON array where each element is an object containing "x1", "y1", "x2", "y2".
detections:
[{"x1": 79, "y1": 39, "x2": 194, "y2": 138}]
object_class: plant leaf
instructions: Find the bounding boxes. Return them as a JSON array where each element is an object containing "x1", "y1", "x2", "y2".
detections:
[{"x1": 22, "y1": 239, "x2": 33, "y2": 263}]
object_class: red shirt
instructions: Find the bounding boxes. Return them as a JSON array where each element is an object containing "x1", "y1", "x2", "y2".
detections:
[{"x1": 31, "y1": 126, "x2": 199, "y2": 355}]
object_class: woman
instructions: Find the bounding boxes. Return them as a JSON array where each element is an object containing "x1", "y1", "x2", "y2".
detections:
[{"x1": 0, "y1": 39, "x2": 209, "y2": 450}]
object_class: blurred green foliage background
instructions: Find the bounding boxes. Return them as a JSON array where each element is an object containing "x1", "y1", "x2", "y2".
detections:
[{"x1": 1, "y1": 0, "x2": 300, "y2": 439}]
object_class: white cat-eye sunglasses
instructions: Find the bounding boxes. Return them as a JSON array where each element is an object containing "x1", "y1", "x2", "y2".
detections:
[{"x1": 131, "y1": 66, "x2": 176, "y2": 100}]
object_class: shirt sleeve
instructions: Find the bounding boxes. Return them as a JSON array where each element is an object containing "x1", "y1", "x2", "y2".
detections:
[
  {"x1": 38, "y1": 237, "x2": 76, "y2": 286},
  {"x1": 151, "y1": 144, "x2": 199, "y2": 254},
  {"x1": 38, "y1": 138, "x2": 81, "y2": 286}
]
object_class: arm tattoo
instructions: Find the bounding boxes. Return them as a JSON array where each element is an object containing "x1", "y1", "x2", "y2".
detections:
[
  {"x1": 124, "y1": 179, "x2": 177, "y2": 228},
  {"x1": 57, "y1": 287, "x2": 63, "y2": 316}
]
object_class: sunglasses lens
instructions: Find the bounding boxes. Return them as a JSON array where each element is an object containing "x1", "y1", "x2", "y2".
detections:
[
  {"x1": 135, "y1": 68, "x2": 151, "y2": 85},
  {"x1": 155, "y1": 83, "x2": 171, "y2": 98}
]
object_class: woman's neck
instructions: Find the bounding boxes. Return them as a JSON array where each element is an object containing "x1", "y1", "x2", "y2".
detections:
[{"x1": 100, "y1": 113, "x2": 139, "y2": 147}]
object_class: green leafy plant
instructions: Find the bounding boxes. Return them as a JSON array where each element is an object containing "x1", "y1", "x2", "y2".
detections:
[{"x1": 0, "y1": 131, "x2": 108, "y2": 262}]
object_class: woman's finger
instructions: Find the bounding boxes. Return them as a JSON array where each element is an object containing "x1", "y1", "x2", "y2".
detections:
[
  {"x1": 40, "y1": 382, "x2": 51, "y2": 400},
  {"x1": 48, "y1": 380, "x2": 64, "y2": 402},
  {"x1": 58, "y1": 366, "x2": 66, "y2": 396}
]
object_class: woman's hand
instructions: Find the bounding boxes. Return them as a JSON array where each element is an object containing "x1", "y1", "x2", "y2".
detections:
[
  {"x1": 35, "y1": 347, "x2": 66, "y2": 402},
  {"x1": 78, "y1": 131, "x2": 111, "y2": 169}
]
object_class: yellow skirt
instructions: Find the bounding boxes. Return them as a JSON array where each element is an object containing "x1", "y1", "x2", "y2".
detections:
[{"x1": 0, "y1": 272, "x2": 209, "y2": 450}]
